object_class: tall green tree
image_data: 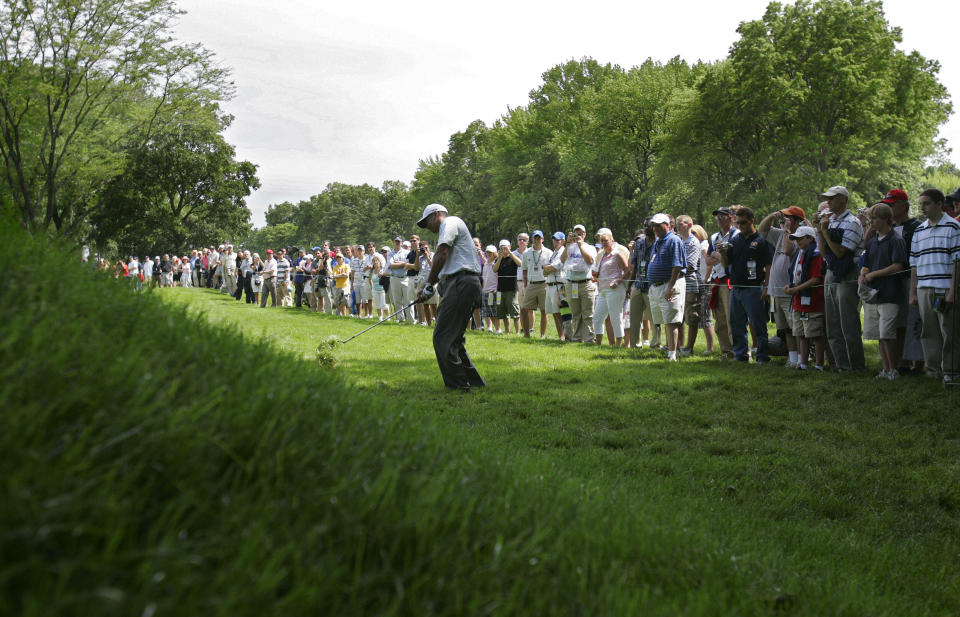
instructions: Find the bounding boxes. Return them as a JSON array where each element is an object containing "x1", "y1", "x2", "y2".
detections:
[{"x1": 0, "y1": 0, "x2": 231, "y2": 236}]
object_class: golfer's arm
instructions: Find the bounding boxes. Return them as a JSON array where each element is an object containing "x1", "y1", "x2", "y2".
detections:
[{"x1": 428, "y1": 244, "x2": 450, "y2": 285}]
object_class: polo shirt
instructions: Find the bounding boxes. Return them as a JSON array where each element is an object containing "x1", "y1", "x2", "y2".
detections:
[
  {"x1": 332, "y1": 260, "x2": 351, "y2": 289},
  {"x1": 910, "y1": 213, "x2": 960, "y2": 289},
  {"x1": 682, "y1": 235, "x2": 700, "y2": 293},
  {"x1": 405, "y1": 249, "x2": 419, "y2": 277},
  {"x1": 436, "y1": 215, "x2": 481, "y2": 280},
  {"x1": 862, "y1": 232, "x2": 907, "y2": 304},
  {"x1": 647, "y1": 231, "x2": 685, "y2": 284},
  {"x1": 727, "y1": 231, "x2": 770, "y2": 287}
]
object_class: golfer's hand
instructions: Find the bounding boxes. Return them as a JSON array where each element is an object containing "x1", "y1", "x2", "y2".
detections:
[{"x1": 417, "y1": 284, "x2": 435, "y2": 304}]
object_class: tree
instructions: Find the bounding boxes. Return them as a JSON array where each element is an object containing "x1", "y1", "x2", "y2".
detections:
[
  {"x1": 666, "y1": 0, "x2": 951, "y2": 213},
  {"x1": 0, "y1": 0, "x2": 231, "y2": 236},
  {"x1": 93, "y1": 106, "x2": 258, "y2": 255}
]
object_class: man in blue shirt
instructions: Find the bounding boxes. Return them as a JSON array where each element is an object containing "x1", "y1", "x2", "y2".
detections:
[
  {"x1": 720, "y1": 207, "x2": 771, "y2": 363},
  {"x1": 647, "y1": 213, "x2": 686, "y2": 361}
]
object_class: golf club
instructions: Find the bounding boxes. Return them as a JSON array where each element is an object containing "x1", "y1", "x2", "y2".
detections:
[{"x1": 339, "y1": 300, "x2": 418, "y2": 344}]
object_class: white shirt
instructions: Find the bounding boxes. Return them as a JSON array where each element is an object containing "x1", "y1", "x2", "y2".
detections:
[
  {"x1": 522, "y1": 246, "x2": 553, "y2": 283},
  {"x1": 263, "y1": 257, "x2": 278, "y2": 278},
  {"x1": 436, "y1": 215, "x2": 481, "y2": 280}
]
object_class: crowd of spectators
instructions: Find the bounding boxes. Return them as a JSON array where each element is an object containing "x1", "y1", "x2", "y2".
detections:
[{"x1": 108, "y1": 185, "x2": 960, "y2": 384}]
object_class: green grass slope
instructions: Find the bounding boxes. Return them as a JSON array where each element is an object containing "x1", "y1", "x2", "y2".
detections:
[{"x1": 2, "y1": 219, "x2": 959, "y2": 616}]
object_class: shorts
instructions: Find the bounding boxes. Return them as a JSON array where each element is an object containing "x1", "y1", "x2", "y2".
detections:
[
  {"x1": 545, "y1": 283, "x2": 563, "y2": 314},
  {"x1": 863, "y1": 302, "x2": 899, "y2": 340},
  {"x1": 683, "y1": 291, "x2": 701, "y2": 327},
  {"x1": 358, "y1": 278, "x2": 372, "y2": 301},
  {"x1": 521, "y1": 281, "x2": 547, "y2": 310},
  {"x1": 649, "y1": 279, "x2": 685, "y2": 325},
  {"x1": 772, "y1": 296, "x2": 793, "y2": 330},
  {"x1": 792, "y1": 310, "x2": 825, "y2": 338},
  {"x1": 482, "y1": 290, "x2": 498, "y2": 318},
  {"x1": 334, "y1": 286, "x2": 350, "y2": 306},
  {"x1": 497, "y1": 290, "x2": 520, "y2": 319}
]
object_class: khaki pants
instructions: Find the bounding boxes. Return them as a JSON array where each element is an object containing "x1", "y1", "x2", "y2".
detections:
[
  {"x1": 918, "y1": 287, "x2": 958, "y2": 378},
  {"x1": 628, "y1": 289, "x2": 651, "y2": 347},
  {"x1": 564, "y1": 279, "x2": 596, "y2": 342},
  {"x1": 712, "y1": 282, "x2": 733, "y2": 355},
  {"x1": 224, "y1": 270, "x2": 237, "y2": 295},
  {"x1": 824, "y1": 270, "x2": 865, "y2": 371}
]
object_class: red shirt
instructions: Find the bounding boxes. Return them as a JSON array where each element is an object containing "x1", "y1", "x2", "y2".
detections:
[{"x1": 791, "y1": 251, "x2": 824, "y2": 313}]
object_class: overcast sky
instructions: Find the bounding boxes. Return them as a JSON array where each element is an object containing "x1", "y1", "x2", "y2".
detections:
[{"x1": 173, "y1": 0, "x2": 959, "y2": 227}]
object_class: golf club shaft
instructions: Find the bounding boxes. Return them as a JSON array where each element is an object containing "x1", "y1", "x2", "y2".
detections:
[{"x1": 340, "y1": 300, "x2": 417, "y2": 344}]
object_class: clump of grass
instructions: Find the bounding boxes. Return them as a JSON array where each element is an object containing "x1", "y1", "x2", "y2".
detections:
[{"x1": 316, "y1": 335, "x2": 342, "y2": 367}]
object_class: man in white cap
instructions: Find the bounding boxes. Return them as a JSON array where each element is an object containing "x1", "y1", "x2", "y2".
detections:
[
  {"x1": 816, "y1": 185, "x2": 865, "y2": 371},
  {"x1": 415, "y1": 203, "x2": 485, "y2": 391},
  {"x1": 223, "y1": 244, "x2": 237, "y2": 296},
  {"x1": 559, "y1": 224, "x2": 597, "y2": 342},
  {"x1": 520, "y1": 229, "x2": 552, "y2": 338}
]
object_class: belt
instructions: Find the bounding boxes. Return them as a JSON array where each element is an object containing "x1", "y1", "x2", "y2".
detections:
[
  {"x1": 527, "y1": 280, "x2": 546, "y2": 284},
  {"x1": 547, "y1": 281, "x2": 563, "y2": 286},
  {"x1": 651, "y1": 281, "x2": 667, "y2": 287},
  {"x1": 567, "y1": 277, "x2": 587, "y2": 283},
  {"x1": 442, "y1": 269, "x2": 481, "y2": 282}
]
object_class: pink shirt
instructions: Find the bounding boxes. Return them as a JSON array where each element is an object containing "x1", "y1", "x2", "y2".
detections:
[{"x1": 596, "y1": 246, "x2": 626, "y2": 288}]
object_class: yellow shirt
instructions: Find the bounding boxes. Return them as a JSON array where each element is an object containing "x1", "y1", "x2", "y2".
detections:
[{"x1": 333, "y1": 261, "x2": 351, "y2": 289}]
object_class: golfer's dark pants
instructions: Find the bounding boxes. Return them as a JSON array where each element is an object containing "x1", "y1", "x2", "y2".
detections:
[{"x1": 433, "y1": 273, "x2": 485, "y2": 389}]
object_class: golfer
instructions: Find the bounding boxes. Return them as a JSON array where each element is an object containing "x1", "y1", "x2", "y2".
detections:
[{"x1": 415, "y1": 203, "x2": 486, "y2": 391}]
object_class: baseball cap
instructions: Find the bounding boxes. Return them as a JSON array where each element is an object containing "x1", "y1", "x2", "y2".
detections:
[
  {"x1": 552, "y1": 231, "x2": 566, "y2": 240},
  {"x1": 532, "y1": 229, "x2": 544, "y2": 238},
  {"x1": 401, "y1": 240, "x2": 411, "y2": 249},
  {"x1": 596, "y1": 227, "x2": 613, "y2": 237},
  {"x1": 380, "y1": 246, "x2": 389, "y2": 252},
  {"x1": 393, "y1": 236, "x2": 403, "y2": 242},
  {"x1": 573, "y1": 224, "x2": 586, "y2": 232},
  {"x1": 416, "y1": 203, "x2": 448, "y2": 228},
  {"x1": 820, "y1": 186, "x2": 849, "y2": 199},
  {"x1": 650, "y1": 213, "x2": 670, "y2": 225},
  {"x1": 779, "y1": 206, "x2": 806, "y2": 219},
  {"x1": 944, "y1": 187, "x2": 960, "y2": 204},
  {"x1": 266, "y1": 249, "x2": 273, "y2": 254},
  {"x1": 881, "y1": 189, "x2": 908, "y2": 204},
  {"x1": 789, "y1": 226, "x2": 817, "y2": 240},
  {"x1": 498, "y1": 239, "x2": 511, "y2": 248},
  {"x1": 485, "y1": 244, "x2": 497, "y2": 253},
  {"x1": 712, "y1": 207, "x2": 733, "y2": 216}
]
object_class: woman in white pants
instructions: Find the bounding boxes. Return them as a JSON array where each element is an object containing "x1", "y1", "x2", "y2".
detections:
[{"x1": 592, "y1": 228, "x2": 630, "y2": 346}]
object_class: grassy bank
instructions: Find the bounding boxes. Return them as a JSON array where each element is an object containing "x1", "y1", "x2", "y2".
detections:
[{"x1": 2, "y1": 216, "x2": 958, "y2": 615}]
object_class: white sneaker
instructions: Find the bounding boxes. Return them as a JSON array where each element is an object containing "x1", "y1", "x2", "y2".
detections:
[{"x1": 496, "y1": 329, "x2": 503, "y2": 334}]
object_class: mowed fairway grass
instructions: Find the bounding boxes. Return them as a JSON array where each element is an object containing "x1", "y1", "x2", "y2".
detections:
[{"x1": 161, "y1": 287, "x2": 960, "y2": 615}]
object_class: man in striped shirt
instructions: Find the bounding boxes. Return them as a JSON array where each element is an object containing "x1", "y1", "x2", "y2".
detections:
[
  {"x1": 909, "y1": 188, "x2": 960, "y2": 383},
  {"x1": 817, "y1": 185, "x2": 865, "y2": 372},
  {"x1": 276, "y1": 249, "x2": 291, "y2": 307}
]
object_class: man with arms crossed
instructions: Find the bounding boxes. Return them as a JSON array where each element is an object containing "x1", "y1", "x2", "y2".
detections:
[{"x1": 416, "y1": 204, "x2": 485, "y2": 391}]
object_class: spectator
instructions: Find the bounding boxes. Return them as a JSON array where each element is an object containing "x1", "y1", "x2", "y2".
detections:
[
  {"x1": 332, "y1": 249, "x2": 352, "y2": 316},
  {"x1": 560, "y1": 224, "x2": 597, "y2": 343},
  {"x1": 860, "y1": 203, "x2": 908, "y2": 379},
  {"x1": 720, "y1": 206, "x2": 771, "y2": 363},
  {"x1": 543, "y1": 232, "x2": 567, "y2": 341},
  {"x1": 359, "y1": 243, "x2": 376, "y2": 318},
  {"x1": 260, "y1": 249, "x2": 278, "y2": 307},
  {"x1": 647, "y1": 213, "x2": 686, "y2": 360},
  {"x1": 494, "y1": 239, "x2": 521, "y2": 334},
  {"x1": 223, "y1": 244, "x2": 237, "y2": 296},
  {"x1": 881, "y1": 191, "x2": 924, "y2": 375},
  {"x1": 592, "y1": 227, "x2": 630, "y2": 347},
  {"x1": 627, "y1": 222, "x2": 655, "y2": 348},
  {"x1": 481, "y1": 245, "x2": 500, "y2": 333},
  {"x1": 293, "y1": 248, "x2": 308, "y2": 308},
  {"x1": 372, "y1": 247, "x2": 389, "y2": 319},
  {"x1": 514, "y1": 232, "x2": 529, "y2": 311},
  {"x1": 676, "y1": 215, "x2": 702, "y2": 356},
  {"x1": 276, "y1": 249, "x2": 291, "y2": 307},
  {"x1": 417, "y1": 240, "x2": 438, "y2": 326},
  {"x1": 945, "y1": 187, "x2": 960, "y2": 220},
  {"x1": 706, "y1": 207, "x2": 740, "y2": 358},
  {"x1": 239, "y1": 250, "x2": 253, "y2": 302},
  {"x1": 758, "y1": 206, "x2": 806, "y2": 367},
  {"x1": 387, "y1": 236, "x2": 409, "y2": 322},
  {"x1": 817, "y1": 185, "x2": 866, "y2": 372},
  {"x1": 784, "y1": 226, "x2": 827, "y2": 371},
  {"x1": 909, "y1": 188, "x2": 960, "y2": 383},
  {"x1": 180, "y1": 256, "x2": 191, "y2": 288},
  {"x1": 521, "y1": 230, "x2": 552, "y2": 338},
  {"x1": 691, "y1": 224, "x2": 715, "y2": 354},
  {"x1": 142, "y1": 255, "x2": 154, "y2": 288},
  {"x1": 404, "y1": 236, "x2": 421, "y2": 323}
]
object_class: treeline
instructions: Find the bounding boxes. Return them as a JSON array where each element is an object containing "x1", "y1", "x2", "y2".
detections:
[
  {"x1": 253, "y1": 0, "x2": 954, "y2": 248},
  {"x1": 0, "y1": 0, "x2": 259, "y2": 257}
]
